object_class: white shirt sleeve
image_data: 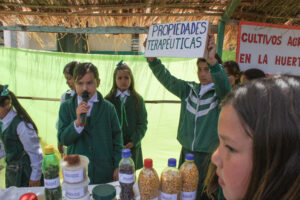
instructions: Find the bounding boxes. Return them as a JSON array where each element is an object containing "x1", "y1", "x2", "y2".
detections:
[
  {"x1": 0, "y1": 139, "x2": 5, "y2": 159},
  {"x1": 17, "y1": 122, "x2": 43, "y2": 181},
  {"x1": 74, "y1": 121, "x2": 84, "y2": 133}
]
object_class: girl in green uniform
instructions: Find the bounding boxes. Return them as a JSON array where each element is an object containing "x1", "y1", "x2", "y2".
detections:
[
  {"x1": 0, "y1": 84, "x2": 43, "y2": 187},
  {"x1": 105, "y1": 61, "x2": 148, "y2": 170},
  {"x1": 57, "y1": 63, "x2": 123, "y2": 184},
  {"x1": 57, "y1": 61, "x2": 79, "y2": 156}
]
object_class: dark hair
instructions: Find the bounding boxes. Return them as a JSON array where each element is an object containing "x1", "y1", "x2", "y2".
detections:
[
  {"x1": 63, "y1": 61, "x2": 79, "y2": 76},
  {"x1": 223, "y1": 61, "x2": 241, "y2": 85},
  {"x1": 220, "y1": 75, "x2": 300, "y2": 199},
  {"x1": 73, "y1": 62, "x2": 100, "y2": 83},
  {"x1": 0, "y1": 85, "x2": 38, "y2": 134},
  {"x1": 196, "y1": 54, "x2": 223, "y2": 66},
  {"x1": 243, "y1": 68, "x2": 266, "y2": 81},
  {"x1": 105, "y1": 62, "x2": 140, "y2": 108}
]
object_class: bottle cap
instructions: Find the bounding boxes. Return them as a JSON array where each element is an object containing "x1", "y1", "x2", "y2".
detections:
[
  {"x1": 185, "y1": 153, "x2": 194, "y2": 161},
  {"x1": 122, "y1": 148, "x2": 131, "y2": 158},
  {"x1": 92, "y1": 184, "x2": 116, "y2": 200},
  {"x1": 144, "y1": 159, "x2": 153, "y2": 168},
  {"x1": 168, "y1": 158, "x2": 176, "y2": 167},
  {"x1": 44, "y1": 145, "x2": 55, "y2": 154}
]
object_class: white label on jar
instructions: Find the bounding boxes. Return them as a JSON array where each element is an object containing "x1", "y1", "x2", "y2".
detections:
[
  {"x1": 66, "y1": 188, "x2": 85, "y2": 198},
  {"x1": 181, "y1": 191, "x2": 196, "y2": 200},
  {"x1": 151, "y1": 197, "x2": 158, "y2": 200},
  {"x1": 160, "y1": 192, "x2": 178, "y2": 200},
  {"x1": 63, "y1": 168, "x2": 84, "y2": 183},
  {"x1": 119, "y1": 173, "x2": 134, "y2": 183},
  {"x1": 44, "y1": 177, "x2": 60, "y2": 189}
]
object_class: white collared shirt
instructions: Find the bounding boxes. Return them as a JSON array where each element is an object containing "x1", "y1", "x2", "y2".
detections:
[
  {"x1": 60, "y1": 90, "x2": 76, "y2": 104},
  {"x1": 116, "y1": 89, "x2": 130, "y2": 103},
  {"x1": 199, "y1": 83, "x2": 214, "y2": 98},
  {"x1": 74, "y1": 92, "x2": 99, "y2": 133},
  {"x1": 0, "y1": 109, "x2": 43, "y2": 181}
]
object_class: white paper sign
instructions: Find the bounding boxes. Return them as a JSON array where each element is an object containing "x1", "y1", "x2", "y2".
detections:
[
  {"x1": 237, "y1": 21, "x2": 300, "y2": 75},
  {"x1": 145, "y1": 21, "x2": 210, "y2": 58}
]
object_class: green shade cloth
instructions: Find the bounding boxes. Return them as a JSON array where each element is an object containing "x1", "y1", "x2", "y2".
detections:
[{"x1": 0, "y1": 46, "x2": 235, "y2": 189}]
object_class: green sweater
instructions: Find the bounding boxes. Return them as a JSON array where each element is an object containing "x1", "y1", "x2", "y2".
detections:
[
  {"x1": 148, "y1": 58, "x2": 231, "y2": 153},
  {"x1": 57, "y1": 92, "x2": 123, "y2": 184}
]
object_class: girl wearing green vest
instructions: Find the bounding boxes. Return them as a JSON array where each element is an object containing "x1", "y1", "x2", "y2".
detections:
[
  {"x1": 57, "y1": 61, "x2": 79, "y2": 156},
  {"x1": 57, "y1": 63, "x2": 123, "y2": 184},
  {"x1": 0, "y1": 84, "x2": 43, "y2": 187},
  {"x1": 105, "y1": 61, "x2": 148, "y2": 170}
]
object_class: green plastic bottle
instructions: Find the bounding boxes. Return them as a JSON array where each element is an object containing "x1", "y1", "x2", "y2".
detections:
[{"x1": 42, "y1": 145, "x2": 62, "y2": 200}]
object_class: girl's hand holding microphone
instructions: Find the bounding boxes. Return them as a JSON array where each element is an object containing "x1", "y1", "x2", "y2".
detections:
[{"x1": 75, "y1": 101, "x2": 90, "y2": 127}]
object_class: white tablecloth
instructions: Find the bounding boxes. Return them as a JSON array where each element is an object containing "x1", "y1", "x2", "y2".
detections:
[{"x1": 0, "y1": 181, "x2": 140, "y2": 200}]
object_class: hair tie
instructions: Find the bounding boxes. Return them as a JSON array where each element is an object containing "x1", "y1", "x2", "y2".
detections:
[
  {"x1": 1, "y1": 84, "x2": 9, "y2": 96},
  {"x1": 116, "y1": 60, "x2": 124, "y2": 67}
]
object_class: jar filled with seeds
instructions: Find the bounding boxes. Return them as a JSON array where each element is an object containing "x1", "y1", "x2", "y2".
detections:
[
  {"x1": 138, "y1": 159, "x2": 159, "y2": 200},
  {"x1": 119, "y1": 149, "x2": 135, "y2": 200},
  {"x1": 160, "y1": 158, "x2": 182, "y2": 200},
  {"x1": 42, "y1": 145, "x2": 62, "y2": 200},
  {"x1": 179, "y1": 154, "x2": 199, "y2": 200}
]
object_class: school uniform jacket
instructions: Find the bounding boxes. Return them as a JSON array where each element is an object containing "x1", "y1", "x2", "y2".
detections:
[
  {"x1": 148, "y1": 58, "x2": 231, "y2": 153},
  {"x1": 57, "y1": 92, "x2": 123, "y2": 184},
  {"x1": 109, "y1": 94, "x2": 147, "y2": 169}
]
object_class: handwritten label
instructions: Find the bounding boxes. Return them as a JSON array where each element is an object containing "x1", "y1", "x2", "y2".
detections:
[
  {"x1": 63, "y1": 168, "x2": 84, "y2": 183},
  {"x1": 181, "y1": 191, "x2": 196, "y2": 200},
  {"x1": 44, "y1": 177, "x2": 60, "y2": 189},
  {"x1": 160, "y1": 192, "x2": 178, "y2": 200},
  {"x1": 66, "y1": 188, "x2": 85, "y2": 198},
  {"x1": 119, "y1": 173, "x2": 134, "y2": 184}
]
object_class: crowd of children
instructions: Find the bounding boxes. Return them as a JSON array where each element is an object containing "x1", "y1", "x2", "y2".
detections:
[{"x1": 1, "y1": 34, "x2": 300, "y2": 200}]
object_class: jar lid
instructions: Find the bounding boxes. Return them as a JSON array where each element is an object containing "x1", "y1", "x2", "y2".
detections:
[
  {"x1": 185, "y1": 153, "x2": 194, "y2": 161},
  {"x1": 92, "y1": 184, "x2": 116, "y2": 200},
  {"x1": 168, "y1": 158, "x2": 176, "y2": 167},
  {"x1": 44, "y1": 145, "x2": 54, "y2": 154},
  {"x1": 144, "y1": 158, "x2": 152, "y2": 168},
  {"x1": 122, "y1": 148, "x2": 131, "y2": 158}
]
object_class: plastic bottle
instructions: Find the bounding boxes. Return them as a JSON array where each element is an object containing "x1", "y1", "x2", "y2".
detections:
[
  {"x1": 179, "y1": 154, "x2": 199, "y2": 200},
  {"x1": 119, "y1": 148, "x2": 135, "y2": 200},
  {"x1": 42, "y1": 145, "x2": 62, "y2": 200},
  {"x1": 160, "y1": 158, "x2": 182, "y2": 200},
  {"x1": 138, "y1": 159, "x2": 159, "y2": 200}
]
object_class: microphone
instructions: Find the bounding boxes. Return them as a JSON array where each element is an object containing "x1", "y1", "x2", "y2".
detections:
[{"x1": 79, "y1": 90, "x2": 89, "y2": 126}]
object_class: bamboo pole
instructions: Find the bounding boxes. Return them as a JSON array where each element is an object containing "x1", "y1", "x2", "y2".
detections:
[
  {"x1": 0, "y1": 11, "x2": 222, "y2": 17},
  {"x1": 17, "y1": 96, "x2": 180, "y2": 104}
]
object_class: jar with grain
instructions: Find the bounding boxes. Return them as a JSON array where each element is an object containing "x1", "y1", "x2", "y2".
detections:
[
  {"x1": 160, "y1": 158, "x2": 182, "y2": 200},
  {"x1": 179, "y1": 154, "x2": 199, "y2": 200},
  {"x1": 119, "y1": 149, "x2": 135, "y2": 200},
  {"x1": 138, "y1": 159, "x2": 159, "y2": 200}
]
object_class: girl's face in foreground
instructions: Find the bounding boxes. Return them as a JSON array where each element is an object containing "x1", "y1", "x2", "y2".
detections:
[
  {"x1": 64, "y1": 72, "x2": 75, "y2": 90},
  {"x1": 116, "y1": 70, "x2": 131, "y2": 92},
  {"x1": 75, "y1": 72, "x2": 99, "y2": 98},
  {"x1": 212, "y1": 105, "x2": 253, "y2": 200}
]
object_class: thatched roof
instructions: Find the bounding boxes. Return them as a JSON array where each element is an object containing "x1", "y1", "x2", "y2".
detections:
[{"x1": 0, "y1": 0, "x2": 299, "y2": 50}]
